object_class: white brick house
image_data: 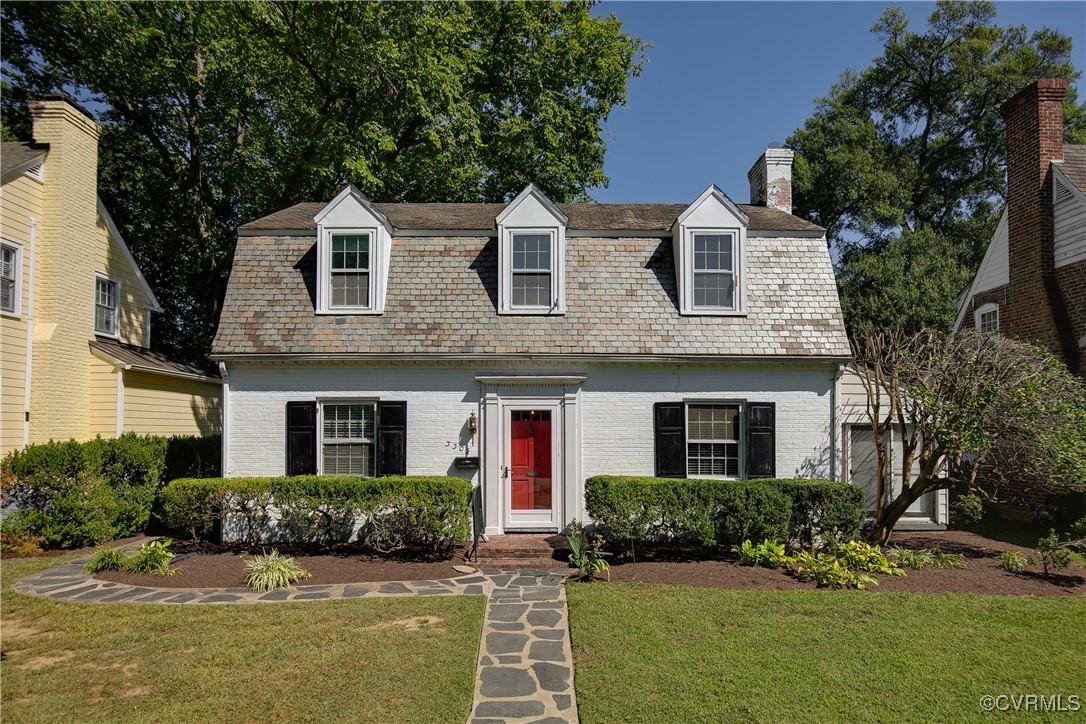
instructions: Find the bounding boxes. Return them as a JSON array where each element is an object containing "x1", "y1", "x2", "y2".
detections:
[{"x1": 213, "y1": 148, "x2": 853, "y2": 535}]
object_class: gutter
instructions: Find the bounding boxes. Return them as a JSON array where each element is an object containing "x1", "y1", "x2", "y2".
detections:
[{"x1": 209, "y1": 352, "x2": 852, "y2": 365}]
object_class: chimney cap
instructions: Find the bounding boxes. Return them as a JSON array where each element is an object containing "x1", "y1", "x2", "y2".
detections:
[
  {"x1": 30, "y1": 94, "x2": 97, "y2": 122},
  {"x1": 1000, "y1": 78, "x2": 1068, "y2": 117}
]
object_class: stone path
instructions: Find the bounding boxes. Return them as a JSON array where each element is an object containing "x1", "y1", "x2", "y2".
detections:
[{"x1": 14, "y1": 560, "x2": 579, "y2": 723}]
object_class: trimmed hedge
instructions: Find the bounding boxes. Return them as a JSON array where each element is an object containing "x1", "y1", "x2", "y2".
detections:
[
  {"x1": 158, "y1": 475, "x2": 472, "y2": 550},
  {"x1": 585, "y1": 476, "x2": 865, "y2": 556},
  {"x1": 752, "y1": 478, "x2": 866, "y2": 548},
  {"x1": 584, "y1": 476, "x2": 792, "y2": 556},
  {"x1": 1, "y1": 434, "x2": 221, "y2": 549}
]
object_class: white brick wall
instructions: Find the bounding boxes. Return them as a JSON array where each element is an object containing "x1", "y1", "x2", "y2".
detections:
[{"x1": 225, "y1": 359, "x2": 838, "y2": 527}]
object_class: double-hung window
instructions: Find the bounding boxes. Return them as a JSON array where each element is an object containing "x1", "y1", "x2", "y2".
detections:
[
  {"x1": 94, "y1": 275, "x2": 119, "y2": 336},
  {"x1": 692, "y1": 233, "x2": 736, "y2": 310},
  {"x1": 329, "y1": 233, "x2": 370, "y2": 309},
  {"x1": 686, "y1": 403, "x2": 741, "y2": 477},
  {"x1": 511, "y1": 233, "x2": 553, "y2": 308},
  {"x1": 1, "y1": 242, "x2": 19, "y2": 315},
  {"x1": 321, "y1": 402, "x2": 375, "y2": 476},
  {"x1": 975, "y1": 304, "x2": 999, "y2": 334}
]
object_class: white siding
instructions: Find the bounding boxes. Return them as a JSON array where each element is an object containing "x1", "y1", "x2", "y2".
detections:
[
  {"x1": 1054, "y1": 181, "x2": 1086, "y2": 268},
  {"x1": 224, "y1": 359, "x2": 839, "y2": 526},
  {"x1": 973, "y1": 210, "x2": 1009, "y2": 293}
]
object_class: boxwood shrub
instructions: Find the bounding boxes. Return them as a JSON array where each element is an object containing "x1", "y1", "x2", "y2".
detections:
[
  {"x1": 1, "y1": 434, "x2": 221, "y2": 549},
  {"x1": 585, "y1": 476, "x2": 865, "y2": 557},
  {"x1": 158, "y1": 475, "x2": 472, "y2": 551},
  {"x1": 584, "y1": 476, "x2": 792, "y2": 557},
  {"x1": 752, "y1": 478, "x2": 866, "y2": 548}
]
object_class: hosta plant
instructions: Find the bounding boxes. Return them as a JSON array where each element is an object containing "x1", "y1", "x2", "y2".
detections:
[
  {"x1": 1000, "y1": 550, "x2": 1032, "y2": 574},
  {"x1": 790, "y1": 550, "x2": 878, "y2": 590},
  {"x1": 128, "y1": 538, "x2": 177, "y2": 575},
  {"x1": 245, "y1": 549, "x2": 311, "y2": 591},
  {"x1": 733, "y1": 539, "x2": 789, "y2": 568},
  {"x1": 835, "y1": 540, "x2": 903, "y2": 576}
]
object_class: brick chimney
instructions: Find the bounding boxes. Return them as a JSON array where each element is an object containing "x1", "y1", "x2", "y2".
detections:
[
  {"x1": 747, "y1": 146, "x2": 794, "y2": 214},
  {"x1": 1000, "y1": 79, "x2": 1076, "y2": 367},
  {"x1": 26, "y1": 95, "x2": 101, "y2": 441}
]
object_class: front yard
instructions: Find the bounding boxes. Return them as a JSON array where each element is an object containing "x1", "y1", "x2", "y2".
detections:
[
  {"x1": 0, "y1": 555, "x2": 485, "y2": 723},
  {"x1": 567, "y1": 583, "x2": 1086, "y2": 722}
]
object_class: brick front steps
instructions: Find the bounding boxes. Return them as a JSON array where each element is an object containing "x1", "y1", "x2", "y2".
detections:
[{"x1": 466, "y1": 534, "x2": 570, "y2": 569}]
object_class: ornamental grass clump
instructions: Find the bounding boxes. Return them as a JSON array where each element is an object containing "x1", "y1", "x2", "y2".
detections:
[
  {"x1": 245, "y1": 549, "x2": 311, "y2": 591},
  {"x1": 82, "y1": 545, "x2": 130, "y2": 573}
]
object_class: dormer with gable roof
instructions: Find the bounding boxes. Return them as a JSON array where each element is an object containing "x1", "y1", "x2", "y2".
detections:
[
  {"x1": 672, "y1": 185, "x2": 749, "y2": 316},
  {"x1": 495, "y1": 184, "x2": 569, "y2": 315},
  {"x1": 314, "y1": 184, "x2": 394, "y2": 315}
]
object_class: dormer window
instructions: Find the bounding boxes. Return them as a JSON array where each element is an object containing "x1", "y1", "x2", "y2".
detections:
[
  {"x1": 496, "y1": 185, "x2": 567, "y2": 315},
  {"x1": 673, "y1": 186, "x2": 748, "y2": 316},
  {"x1": 315, "y1": 185, "x2": 392, "y2": 315}
]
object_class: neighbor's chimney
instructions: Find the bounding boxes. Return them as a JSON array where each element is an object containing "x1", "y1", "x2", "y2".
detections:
[
  {"x1": 747, "y1": 145, "x2": 794, "y2": 214},
  {"x1": 1000, "y1": 78, "x2": 1068, "y2": 362}
]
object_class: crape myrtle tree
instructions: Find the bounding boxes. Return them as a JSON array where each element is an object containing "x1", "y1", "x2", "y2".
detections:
[
  {"x1": 788, "y1": 1, "x2": 1086, "y2": 336},
  {"x1": 1, "y1": 1, "x2": 646, "y2": 364},
  {"x1": 852, "y1": 329, "x2": 1086, "y2": 544}
]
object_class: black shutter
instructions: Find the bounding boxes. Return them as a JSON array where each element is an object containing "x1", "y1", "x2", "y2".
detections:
[
  {"x1": 654, "y1": 402, "x2": 687, "y2": 478},
  {"x1": 286, "y1": 401, "x2": 317, "y2": 475},
  {"x1": 376, "y1": 401, "x2": 407, "y2": 476},
  {"x1": 746, "y1": 402, "x2": 776, "y2": 479}
]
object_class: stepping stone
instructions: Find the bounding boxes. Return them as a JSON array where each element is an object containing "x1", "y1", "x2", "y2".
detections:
[
  {"x1": 533, "y1": 629, "x2": 566, "y2": 640},
  {"x1": 531, "y1": 601, "x2": 565, "y2": 610},
  {"x1": 488, "y1": 603, "x2": 528, "y2": 622},
  {"x1": 201, "y1": 594, "x2": 241, "y2": 603},
  {"x1": 379, "y1": 582, "x2": 411, "y2": 595},
  {"x1": 488, "y1": 622, "x2": 525, "y2": 633},
  {"x1": 522, "y1": 587, "x2": 561, "y2": 602},
  {"x1": 133, "y1": 590, "x2": 178, "y2": 603},
  {"x1": 474, "y1": 700, "x2": 546, "y2": 718},
  {"x1": 165, "y1": 592, "x2": 197, "y2": 603},
  {"x1": 496, "y1": 655, "x2": 522, "y2": 664},
  {"x1": 554, "y1": 694, "x2": 573, "y2": 710},
  {"x1": 259, "y1": 590, "x2": 291, "y2": 601},
  {"x1": 479, "y1": 667, "x2": 537, "y2": 698},
  {"x1": 453, "y1": 565, "x2": 477, "y2": 574},
  {"x1": 532, "y1": 662, "x2": 571, "y2": 692},
  {"x1": 528, "y1": 717, "x2": 574, "y2": 724},
  {"x1": 292, "y1": 592, "x2": 330, "y2": 600},
  {"x1": 485, "y1": 632, "x2": 528, "y2": 655},
  {"x1": 342, "y1": 586, "x2": 372, "y2": 598},
  {"x1": 458, "y1": 576, "x2": 487, "y2": 584},
  {"x1": 71, "y1": 588, "x2": 120, "y2": 602},
  {"x1": 528, "y1": 640, "x2": 565, "y2": 662},
  {"x1": 526, "y1": 610, "x2": 562, "y2": 628},
  {"x1": 50, "y1": 584, "x2": 99, "y2": 598},
  {"x1": 464, "y1": 585, "x2": 486, "y2": 596}
]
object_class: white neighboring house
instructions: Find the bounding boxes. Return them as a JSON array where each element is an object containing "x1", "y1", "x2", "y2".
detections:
[{"x1": 213, "y1": 147, "x2": 858, "y2": 536}]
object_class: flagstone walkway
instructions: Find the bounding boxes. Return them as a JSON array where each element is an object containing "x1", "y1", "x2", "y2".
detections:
[{"x1": 14, "y1": 560, "x2": 579, "y2": 723}]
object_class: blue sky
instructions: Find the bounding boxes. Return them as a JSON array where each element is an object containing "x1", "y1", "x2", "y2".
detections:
[{"x1": 589, "y1": 1, "x2": 1086, "y2": 204}]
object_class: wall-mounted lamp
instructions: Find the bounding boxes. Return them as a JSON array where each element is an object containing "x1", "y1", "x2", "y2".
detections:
[{"x1": 468, "y1": 411, "x2": 478, "y2": 446}]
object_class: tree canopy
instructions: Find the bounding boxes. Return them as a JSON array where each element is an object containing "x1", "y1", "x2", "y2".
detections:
[
  {"x1": 788, "y1": 1, "x2": 1086, "y2": 336},
  {"x1": 1, "y1": 1, "x2": 646, "y2": 364},
  {"x1": 852, "y1": 329, "x2": 1086, "y2": 544}
]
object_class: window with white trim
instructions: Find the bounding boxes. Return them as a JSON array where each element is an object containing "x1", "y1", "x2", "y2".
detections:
[
  {"x1": 687, "y1": 403, "x2": 741, "y2": 477},
  {"x1": 975, "y1": 303, "x2": 999, "y2": 334},
  {"x1": 1, "y1": 242, "x2": 20, "y2": 315},
  {"x1": 692, "y1": 233, "x2": 736, "y2": 309},
  {"x1": 321, "y1": 402, "x2": 375, "y2": 476},
  {"x1": 511, "y1": 232, "x2": 553, "y2": 308},
  {"x1": 329, "y1": 233, "x2": 370, "y2": 308},
  {"x1": 94, "y1": 275, "x2": 119, "y2": 336}
]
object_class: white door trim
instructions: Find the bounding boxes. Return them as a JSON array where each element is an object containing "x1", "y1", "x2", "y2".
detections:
[{"x1": 503, "y1": 400, "x2": 562, "y2": 531}]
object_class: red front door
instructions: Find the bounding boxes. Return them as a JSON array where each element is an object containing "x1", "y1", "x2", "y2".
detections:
[{"x1": 510, "y1": 410, "x2": 552, "y2": 511}]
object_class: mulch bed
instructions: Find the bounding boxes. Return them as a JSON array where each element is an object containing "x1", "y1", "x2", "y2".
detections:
[
  {"x1": 95, "y1": 549, "x2": 468, "y2": 589},
  {"x1": 604, "y1": 529, "x2": 1085, "y2": 597}
]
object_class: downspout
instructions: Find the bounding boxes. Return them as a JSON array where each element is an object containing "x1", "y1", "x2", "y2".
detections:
[
  {"x1": 218, "y1": 361, "x2": 229, "y2": 477},
  {"x1": 22, "y1": 218, "x2": 37, "y2": 447},
  {"x1": 115, "y1": 366, "x2": 125, "y2": 436}
]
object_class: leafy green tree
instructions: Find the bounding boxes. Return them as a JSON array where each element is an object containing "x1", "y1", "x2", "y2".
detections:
[
  {"x1": 852, "y1": 329, "x2": 1086, "y2": 544},
  {"x1": 1, "y1": 1, "x2": 645, "y2": 363},
  {"x1": 788, "y1": 1, "x2": 1086, "y2": 336}
]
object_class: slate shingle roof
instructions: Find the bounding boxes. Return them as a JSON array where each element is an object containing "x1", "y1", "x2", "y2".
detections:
[
  {"x1": 1, "y1": 142, "x2": 48, "y2": 177},
  {"x1": 241, "y1": 201, "x2": 823, "y2": 233},
  {"x1": 213, "y1": 232, "x2": 850, "y2": 358},
  {"x1": 1060, "y1": 145, "x2": 1086, "y2": 192}
]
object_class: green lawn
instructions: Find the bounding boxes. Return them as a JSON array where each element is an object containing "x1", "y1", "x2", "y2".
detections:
[
  {"x1": 1, "y1": 556, "x2": 485, "y2": 723},
  {"x1": 568, "y1": 583, "x2": 1086, "y2": 723}
]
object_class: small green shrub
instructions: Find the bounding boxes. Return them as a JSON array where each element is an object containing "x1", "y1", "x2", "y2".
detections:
[
  {"x1": 0, "y1": 531, "x2": 46, "y2": 557},
  {"x1": 584, "y1": 476, "x2": 791, "y2": 558},
  {"x1": 1037, "y1": 529, "x2": 1073, "y2": 576},
  {"x1": 733, "y1": 539, "x2": 789, "y2": 568},
  {"x1": 83, "y1": 546, "x2": 130, "y2": 573},
  {"x1": 790, "y1": 550, "x2": 878, "y2": 589},
  {"x1": 752, "y1": 479, "x2": 866, "y2": 548},
  {"x1": 127, "y1": 539, "x2": 176, "y2": 575},
  {"x1": 1000, "y1": 550, "x2": 1032, "y2": 573},
  {"x1": 567, "y1": 521, "x2": 611, "y2": 581},
  {"x1": 245, "y1": 549, "x2": 311, "y2": 591},
  {"x1": 835, "y1": 540, "x2": 903, "y2": 576},
  {"x1": 950, "y1": 493, "x2": 984, "y2": 528}
]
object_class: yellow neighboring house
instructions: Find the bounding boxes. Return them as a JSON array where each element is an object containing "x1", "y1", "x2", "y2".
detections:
[{"x1": 1, "y1": 96, "x2": 221, "y2": 456}]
